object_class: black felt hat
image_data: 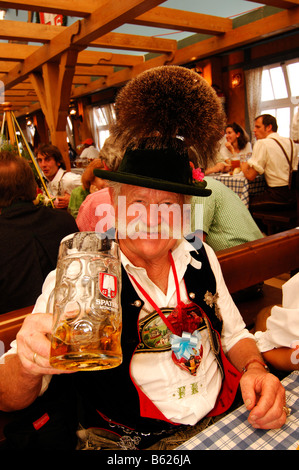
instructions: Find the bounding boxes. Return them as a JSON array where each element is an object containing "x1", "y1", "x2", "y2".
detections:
[{"x1": 94, "y1": 145, "x2": 210, "y2": 196}]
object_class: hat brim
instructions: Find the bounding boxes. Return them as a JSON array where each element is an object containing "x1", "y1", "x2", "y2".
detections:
[{"x1": 94, "y1": 168, "x2": 211, "y2": 197}]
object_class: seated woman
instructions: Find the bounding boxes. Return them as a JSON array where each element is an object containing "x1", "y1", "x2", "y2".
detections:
[
  {"x1": 254, "y1": 272, "x2": 299, "y2": 372},
  {"x1": 68, "y1": 158, "x2": 108, "y2": 218},
  {"x1": 219, "y1": 122, "x2": 252, "y2": 165}
]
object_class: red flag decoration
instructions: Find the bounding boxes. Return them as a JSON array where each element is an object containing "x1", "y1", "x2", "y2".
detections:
[{"x1": 39, "y1": 13, "x2": 63, "y2": 26}]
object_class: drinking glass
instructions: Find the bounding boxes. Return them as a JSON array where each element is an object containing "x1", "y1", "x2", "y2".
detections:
[{"x1": 49, "y1": 232, "x2": 122, "y2": 371}]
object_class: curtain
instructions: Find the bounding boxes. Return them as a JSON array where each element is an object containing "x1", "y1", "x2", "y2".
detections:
[
  {"x1": 86, "y1": 105, "x2": 97, "y2": 147},
  {"x1": 94, "y1": 103, "x2": 116, "y2": 149},
  {"x1": 245, "y1": 67, "x2": 263, "y2": 144}
]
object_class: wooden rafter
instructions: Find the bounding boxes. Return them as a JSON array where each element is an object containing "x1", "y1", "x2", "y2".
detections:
[
  {"x1": 132, "y1": 7, "x2": 233, "y2": 35},
  {"x1": 171, "y1": 6, "x2": 299, "y2": 65},
  {"x1": 0, "y1": 21, "x2": 177, "y2": 54},
  {"x1": 0, "y1": 43, "x2": 144, "y2": 69},
  {"x1": 68, "y1": 6, "x2": 299, "y2": 101},
  {"x1": 0, "y1": 0, "x2": 100, "y2": 17},
  {"x1": 1, "y1": 0, "x2": 165, "y2": 90},
  {"x1": 244, "y1": 0, "x2": 299, "y2": 8}
]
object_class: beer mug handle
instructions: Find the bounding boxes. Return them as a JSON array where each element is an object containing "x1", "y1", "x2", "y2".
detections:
[{"x1": 46, "y1": 288, "x2": 55, "y2": 313}]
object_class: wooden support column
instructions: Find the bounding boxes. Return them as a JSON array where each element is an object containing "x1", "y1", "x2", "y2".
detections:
[
  {"x1": 29, "y1": 48, "x2": 80, "y2": 170},
  {"x1": 2, "y1": 103, "x2": 15, "y2": 145}
]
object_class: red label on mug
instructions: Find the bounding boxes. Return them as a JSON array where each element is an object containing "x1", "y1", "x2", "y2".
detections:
[{"x1": 99, "y1": 273, "x2": 117, "y2": 299}]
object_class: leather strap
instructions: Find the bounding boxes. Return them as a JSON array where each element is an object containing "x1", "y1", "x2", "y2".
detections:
[{"x1": 271, "y1": 138, "x2": 294, "y2": 189}]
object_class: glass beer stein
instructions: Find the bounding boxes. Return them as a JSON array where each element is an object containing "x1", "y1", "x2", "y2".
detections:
[{"x1": 50, "y1": 232, "x2": 122, "y2": 371}]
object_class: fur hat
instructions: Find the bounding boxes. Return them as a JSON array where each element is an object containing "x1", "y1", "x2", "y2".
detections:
[{"x1": 94, "y1": 66, "x2": 225, "y2": 196}]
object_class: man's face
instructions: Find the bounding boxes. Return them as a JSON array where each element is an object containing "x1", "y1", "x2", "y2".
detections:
[
  {"x1": 254, "y1": 117, "x2": 272, "y2": 140},
  {"x1": 116, "y1": 185, "x2": 185, "y2": 265},
  {"x1": 37, "y1": 153, "x2": 60, "y2": 181}
]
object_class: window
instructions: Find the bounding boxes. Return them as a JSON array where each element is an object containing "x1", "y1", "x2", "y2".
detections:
[
  {"x1": 261, "y1": 58, "x2": 299, "y2": 137},
  {"x1": 93, "y1": 104, "x2": 116, "y2": 149}
]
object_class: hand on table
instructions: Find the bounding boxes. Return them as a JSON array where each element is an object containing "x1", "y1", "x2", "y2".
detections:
[{"x1": 240, "y1": 367, "x2": 287, "y2": 429}]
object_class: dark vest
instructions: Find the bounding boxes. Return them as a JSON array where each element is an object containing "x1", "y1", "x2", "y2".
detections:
[{"x1": 73, "y1": 245, "x2": 240, "y2": 432}]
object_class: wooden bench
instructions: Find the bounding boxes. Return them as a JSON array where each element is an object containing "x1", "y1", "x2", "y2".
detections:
[
  {"x1": 217, "y1": 227, "x2": 299, "y2": 327},
  {"x1": 216, "y1": 228, "x2": 299, "y2": 293},
  {"x1": 0, "y1": 305, "x2": 33, "y2": 355},
  {"x1": 0, "y1": 305, "x2": 33, "y2": 446}
]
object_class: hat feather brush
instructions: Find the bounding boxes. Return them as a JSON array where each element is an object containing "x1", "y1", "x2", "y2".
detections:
[{"x1": 111, "y1": 65, "x2": 225, "y2": 168}]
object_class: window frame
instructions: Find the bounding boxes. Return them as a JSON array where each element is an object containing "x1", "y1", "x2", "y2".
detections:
[{"x1": 260, "y1": 58, "x2": 299, "y2": 137}]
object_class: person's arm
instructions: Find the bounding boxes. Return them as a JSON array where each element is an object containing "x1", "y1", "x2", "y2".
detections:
[
  {"x1": 227, "y1": 338, "x2": 286, "y2": 429},
  {"x1": 0, "y1": 313, "x2": 68, "y2": 412},
  {"x1": 262, "y1": 347, "x2": 299, "y2": 371},
  {"x1": 205, "y1": 162, "x2": 226, "y2": 175},
  {"x1": 241, "y1": 162, "x2": 259, "y2": 181},
  {"x1": 0, "y1": 354, "x2": 43, "y2": 411}
]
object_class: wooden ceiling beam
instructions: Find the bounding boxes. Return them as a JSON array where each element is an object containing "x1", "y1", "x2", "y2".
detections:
[
  {"x1": 72, "y1": 76, "x2": 92, "y2": 84},
  {"x1": 70, "y1": 7, "x2": 299, "y2": 100},
  {"x1": 0, "y1": 61, "x2": 18, "y2": 72},
  {"x1": 0, "y1": 43, "x2": 145, "y2": 68},
  {"x1": 0, "y1": 21, "x2": 61, "y2": 43},
  {"x1": 11, "y1": 83, "x2": 36, "y2": 90},
  {"x1": 77, "y1": 50, "x2": 144, "y2": 67},
  {"x1": 2, "y1": 89, "x2": 36, "y2": 96},
  {"x1": 131, "y1": 7, "x2": 233, "y2": 34},
  {"x1": 91, "y1": 32, "x2": 177, "y2": 53},
  {"x1": 71, "y1": 0, "x2": 166, "y2": 47},
  {"x1": 170, "y1": 6, "x2": 299, "y2": 65},
  {"x1": 1, "y1": 0, "x2": 165, "y2": 89},
  {"x1": 74, "y1": 65, "x2": 114, "y2": 76},
  {"x1": 0, "y1": 3, "x2": 233, "y2": 34},
  {"x1": 0, "y1": 21, "x2": 177, "y2": 54},
  {"x1": 0, "y1": 0, "x2": 100, "y2": 17},
  {"x1": 0, "y1": 43, "x2": 39, "y2": 61},
  {"x1": 244, "y1": 0, "x2": 299, "y2": 8}
]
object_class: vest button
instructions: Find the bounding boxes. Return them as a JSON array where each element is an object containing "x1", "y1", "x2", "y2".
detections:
[
  {"x1": 132, "y1": 300, "x2": 142, "y2": 307},
  {"x1": 189, "y1": 292, "x2": 196, "y2": 299}
]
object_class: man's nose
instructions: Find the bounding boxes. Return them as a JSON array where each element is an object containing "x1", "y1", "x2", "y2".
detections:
[{"x1": 146, "y1": 204, "x2": 161, "y2": 227}]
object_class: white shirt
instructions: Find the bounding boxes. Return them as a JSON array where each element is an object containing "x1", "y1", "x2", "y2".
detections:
[
  {"x1": 291, "y1": 109, "x2": 299, "y2": 142},
  {"x1": 45, "y1": 168, "x2": 81, "y2": 197},
  {"x1": 255, "y1": 272, "x2": 299, "y2": 353},
  {"x1": 248, "y1": 133, "x2": 297, "y2": 187},
  {"x1": 5, "y1": 239, "x2": 252, "y2": 425}
]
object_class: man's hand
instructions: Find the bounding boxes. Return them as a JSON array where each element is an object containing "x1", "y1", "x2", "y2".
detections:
[
  {"x1": 240, "y1": 367, "x2": 287, "y2": 429},
  {"x1": 54, "y1": 193, "x2": 71, "y2": 209},
  {"x1": 16, "y1": 313, "x2": 69, "y2": 376}
]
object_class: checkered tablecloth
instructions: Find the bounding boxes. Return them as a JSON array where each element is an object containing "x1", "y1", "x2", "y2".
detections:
[
  {"x1": 176, "y1": 371, "x2": 299, "y2": 450},
  {"x1": 211, "y1": 173, "x2": 265, "y2": 208}
]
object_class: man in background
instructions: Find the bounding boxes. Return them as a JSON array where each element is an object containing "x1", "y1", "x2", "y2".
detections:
[
  {"x1": 0, "y1": 151, "x2": 78, "y2": 314},
  {"x1": 37, "y1": 144, "x2": 81, "y2": 209},
  {"x1": 241, "y1": 114, "x2": 297, "y2": 211}
]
